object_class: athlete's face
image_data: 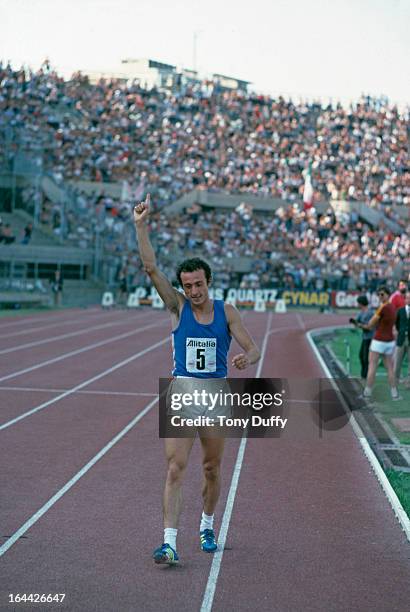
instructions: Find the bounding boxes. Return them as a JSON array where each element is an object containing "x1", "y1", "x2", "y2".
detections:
[
  {"x1": 180, "y1": 269, "x2": 210, "y2": 305},
  {"x1": 399, "y1": 281, "x2": 407, "y2": 294}
]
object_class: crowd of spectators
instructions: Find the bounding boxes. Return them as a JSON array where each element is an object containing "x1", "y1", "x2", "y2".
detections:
[
  {"x1": 1, "y1": 61, "x2": 408, "y2": 208},
  {"x1": 0, "y1": 60, "x2": 408, "y2": 290},
  {"x1": 97, "y1": 201, "x2": 409, "y2": 293}
]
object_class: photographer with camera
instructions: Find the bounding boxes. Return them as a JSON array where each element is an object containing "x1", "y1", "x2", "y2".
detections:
[{"x1": 349, "y1": 295, "x2": 374, "y2": 380}]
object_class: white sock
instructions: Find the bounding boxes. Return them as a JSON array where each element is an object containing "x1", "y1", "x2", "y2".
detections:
[
  {"x1": 391, "y1": 387, "x2": 398, "y2": 398},
  {"x1": 364, "y1": 386, "x2": 372, "y2": 397},
  {"x1": 164, "y1": 528, "x2": 177, "y2": 551},
  {"x1": 200, "y1": 511, "x2": 214, "y2": 532}
]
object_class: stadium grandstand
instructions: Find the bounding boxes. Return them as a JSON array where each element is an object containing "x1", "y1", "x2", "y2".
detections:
[{"x1": 0, "y1": 59, "x2": 408, "y2": 308}]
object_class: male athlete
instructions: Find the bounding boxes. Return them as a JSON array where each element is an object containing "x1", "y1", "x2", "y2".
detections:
[{"x1": 134, "y1": 194, "x2": 260, "y2": 565}]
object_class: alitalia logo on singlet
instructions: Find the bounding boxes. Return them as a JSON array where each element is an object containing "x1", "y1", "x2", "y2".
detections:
[{"x1": 186, "y1": 339, "x2": 216, "y2": 348}]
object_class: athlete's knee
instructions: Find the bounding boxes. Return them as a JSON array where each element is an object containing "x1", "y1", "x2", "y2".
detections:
[
  {"x1": 203, "y1": 460, "x2": 220, "y2": 482},
  {"x1": 166, "y1": 458, "x2": 187, "y2": 485}
]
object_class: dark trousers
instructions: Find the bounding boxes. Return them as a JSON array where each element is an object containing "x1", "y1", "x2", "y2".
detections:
[{"x1": 359, "y1": 339, "x2": 372, "y2": 379}]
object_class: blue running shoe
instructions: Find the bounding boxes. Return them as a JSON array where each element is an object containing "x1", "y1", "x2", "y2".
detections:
[
  {"x1": 153, "y1": 543, "x2": 179, "y2": 565},
  {"x1": 200, "y1": 529, "x2": 217, "y2": 553}
]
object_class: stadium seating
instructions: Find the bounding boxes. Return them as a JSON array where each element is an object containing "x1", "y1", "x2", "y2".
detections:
[{"x1": 0, "y1": 62, "x2": 408, "y2": 295}]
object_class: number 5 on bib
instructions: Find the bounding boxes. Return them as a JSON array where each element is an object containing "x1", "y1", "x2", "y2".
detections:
[{"x1": 186, "y1": 337, "x2": 217, "y2": 373}]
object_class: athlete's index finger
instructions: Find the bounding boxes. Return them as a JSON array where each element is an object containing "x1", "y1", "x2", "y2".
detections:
[{"x1": 145, "y1": 193, "x2": 151, "y2": 207}]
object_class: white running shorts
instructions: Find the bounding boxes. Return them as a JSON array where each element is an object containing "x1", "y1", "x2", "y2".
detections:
[{"x1": 369, "y1": 339, "x2": 395, "y2": 355}]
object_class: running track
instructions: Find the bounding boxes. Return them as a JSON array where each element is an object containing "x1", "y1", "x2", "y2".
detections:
[{"x1": 0, "y1": 307, "x2": 409, "y2": 612}]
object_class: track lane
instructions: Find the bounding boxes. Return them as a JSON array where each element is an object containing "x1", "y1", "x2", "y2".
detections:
[
  {"x1": 0, "y1": 308, "x2": 129, "y2": 341},
  {"x1": 0, "y1": 394, "x2": 158, "y2": 537},
  {"x1": 0, "y1": 310, "x2": 155, "y2": 354},
  {"x1": 0, "y1": 324, "x2": 171, "y2": 428},
  {"x1": 209, "y1": 314, "x2": 410, "y2": 612},
  {"x1": 0, "y1": 315, "x2": 169, "y2": 386},
  {"x1": 0, "y1": 337, "x2": 170, "y2": 431},
  {"x1": 0, "y1": 412, "x2": 241, "y2": 612},
  {"x1": 0, "y1": 309, "x2": 155, "y2": 366},
  {"x1": 0, "y1": 313, "x2": 182, "y2": 536},
  {"x1": 0, "y1": 307, "x2": 102, "y2": 331},
  {"x1": 1, "y1": 310, "x2": 409, "y2": 612},
  {"x1": 0, "y1": 310, "x2": 270, "y2": 611}
]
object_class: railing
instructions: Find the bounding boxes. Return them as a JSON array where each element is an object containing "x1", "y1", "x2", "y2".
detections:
[
  {"x1": 0, "y1": 244, "x2": 94, "y2": 264},
  {"x1": 0, "y1": 278, "x2": 47, "y2": 292},
  {"x1": 169, "y1": 189, "x2": 407, "y2": 234}
]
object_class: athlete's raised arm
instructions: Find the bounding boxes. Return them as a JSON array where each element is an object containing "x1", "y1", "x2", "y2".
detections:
[
  {"x1": 224, "y1": 304, "x2": 261, "y2": 370},
  {"x1": 134, "y1": 194, "x2": 184, "y2": 315}
]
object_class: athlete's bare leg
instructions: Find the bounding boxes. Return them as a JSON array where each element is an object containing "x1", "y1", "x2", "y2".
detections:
[
  {"x1": 366, "y1": 350, "x2": 380, "y2": 389},
  {"x1": 199, "y1": 435, "x2": 225, "y2": 515},
  {"x1": 164, "y1": 437, "x2": 195, "y2": 528},
  {"x1": 382, "y1": 354, "x2": 397, "y2": 389}
]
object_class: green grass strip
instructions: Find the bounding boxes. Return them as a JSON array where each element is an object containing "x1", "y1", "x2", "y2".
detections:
[
  {"x1": 326, "y1": 328, "x2": 410, "y2": 443},
  {"x1": 385, "y1": 470, "x2": 410, "y2": 518}
]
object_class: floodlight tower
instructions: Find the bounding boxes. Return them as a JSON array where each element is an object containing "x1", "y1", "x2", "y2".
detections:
[{"x1": 193, "y1": 30, "x2": 202, "y2": 73}]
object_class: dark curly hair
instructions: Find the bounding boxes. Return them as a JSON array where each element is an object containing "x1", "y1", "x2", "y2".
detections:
[{"x1": 176, "y1": 258, "x2": 212, "y2": 286}]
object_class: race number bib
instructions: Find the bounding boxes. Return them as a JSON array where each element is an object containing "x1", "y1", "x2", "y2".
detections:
[{"x1": 186, "y1": 337, "x2": 217, "y2": 373}]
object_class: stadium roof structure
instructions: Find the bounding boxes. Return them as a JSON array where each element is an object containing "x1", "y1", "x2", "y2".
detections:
[
  {"x1": 118, "y1": 58, "x2": 179, "y2": 89},
  {"x1": 180, "y1": 68, "x2": 199, "y2": 79},
  {"x1": 121, "y1": 58, "x2": 176, "y2": 71},
  {"x1": 212, "y1": 73, "x2": 251, "y2": 91}
]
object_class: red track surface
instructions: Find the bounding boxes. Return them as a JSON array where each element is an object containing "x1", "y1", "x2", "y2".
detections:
[{"x1": 0, "y1": 308, "x2": 409, "y2": 612}]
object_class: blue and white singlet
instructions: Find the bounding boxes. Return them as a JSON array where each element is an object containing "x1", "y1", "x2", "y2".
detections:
[{"x1": 172, "y1": 299, "x2": 231, "y2": 378}]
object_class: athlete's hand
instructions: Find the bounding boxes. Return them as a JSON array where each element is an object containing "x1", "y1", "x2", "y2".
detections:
[
  {"x1": 133, "y1": 193, "x2": 151, "y2": 225},
  {"x1": 232, "y1": 353, "x2": 249, "y2": 370}
]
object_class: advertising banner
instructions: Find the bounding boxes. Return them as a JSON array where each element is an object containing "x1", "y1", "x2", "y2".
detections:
[
  {"x1": 132, "y1": 287, "x2": 331, "y2": 308},
  {"x1": 331, "y1": 291, "x2": 380, "y2": 309}
]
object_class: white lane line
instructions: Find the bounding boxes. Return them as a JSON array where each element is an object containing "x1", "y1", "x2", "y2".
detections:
[
  {"x1": 267, "y1": 325, "x2": 294, "y2": 338},
  {"x1": 0, "y1": 386, "x2": 157, "y2": 398},
  {"x1": 257, "y1": 312, "x2": 274, "y2": 376},
  {"x1": 0, "y1": 310, "x2": 153, "y2": 355},
  {"x1": 306, "y1": 328, "x2": 410, "y2": 542},
  {"x1": 296, "y1": 312, "x2": 305, "y2": 330},
  {"x1": 0, "y1": 336, "x2": 168, "y2": 431},
  {"x1": 0, "y1": 310, "x2": 122, "y2": 340},
  {"x1": 0, "y1": 317, "x2": 168, "y2": 384},
  {"x1": 0, "y1": 308, "x2": 101, "y2": 330},
  {"x1": 0, "y1": 396, "x2": 158, "y2": 558},
  {"x1": 200, "y1": 311, "x2": 273, "y2": 612}
]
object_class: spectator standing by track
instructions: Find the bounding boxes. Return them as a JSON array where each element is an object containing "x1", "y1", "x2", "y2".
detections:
[
  {"x1": 390, "y1": 279, "x2": 407, "y2": 311},
  {"x1": 350, "y1": 295, "x2": 374, "y2": 379},
  {"x1": 361, "y1": 286, "x2": 400, "y2": 401},
  {"x1": 390, "y1": 279, "x2": 408, "y2": 370},
  {"x1": 395, "y1": 290, "x2": 410, "y2": 386}
]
